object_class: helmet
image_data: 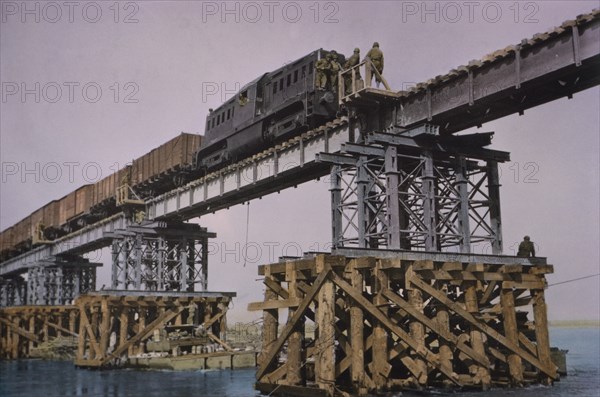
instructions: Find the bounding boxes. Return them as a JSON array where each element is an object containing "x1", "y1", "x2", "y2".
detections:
[
  {"x1": 524, "y1": 235, "x2": 530, "y2": 241},
  {"x1": 373, "y1": 42, "x2": 379, "y2": 47},
  {"x1": 354, "y1": 48, "x2": 360, "y2": 53}
]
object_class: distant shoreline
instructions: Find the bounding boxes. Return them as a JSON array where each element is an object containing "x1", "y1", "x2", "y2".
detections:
[{"x1": 549, "y1": 320, "x2": 600, "y2": 328}]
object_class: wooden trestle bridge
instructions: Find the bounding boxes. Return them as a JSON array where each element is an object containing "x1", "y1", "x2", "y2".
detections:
[{"x1": 1, "y1": 9, "x2": 599, "y2": 396}]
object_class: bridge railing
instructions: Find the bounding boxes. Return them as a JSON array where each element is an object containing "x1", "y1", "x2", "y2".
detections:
[{"x1": 338, "y1": 58, "x2": 392, "y2": 104}]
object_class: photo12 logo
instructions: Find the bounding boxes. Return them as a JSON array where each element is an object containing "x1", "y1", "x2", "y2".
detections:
[
  {"x1": 400, "y1": 1, "x2": 540, "y2": 24},
  {"x1": 1, "y1": 1, "x2": 140, "y2": 23},
  {"x1": 1, "y1": 161, "x2": 123, "y2": 184},
  {"x1": 201, "y1": 1, "x2": 340, "y2": 24},
  {"x1": 1, "y1": 82, "x2": 140, "y2": 104}
]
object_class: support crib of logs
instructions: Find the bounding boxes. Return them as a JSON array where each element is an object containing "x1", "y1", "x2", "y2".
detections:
[{"x1": 250, "y1": 254, "x2": 557, "y2": 396}]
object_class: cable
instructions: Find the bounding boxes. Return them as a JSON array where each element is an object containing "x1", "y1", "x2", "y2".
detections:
[{"x1": 548, "y1": 273, "x2": 600, "y2": 287}]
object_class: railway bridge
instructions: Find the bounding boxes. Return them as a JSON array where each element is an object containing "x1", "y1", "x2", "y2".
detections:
[{"x1": 0, "y1": 9, "x2": 598, "y2": 394}]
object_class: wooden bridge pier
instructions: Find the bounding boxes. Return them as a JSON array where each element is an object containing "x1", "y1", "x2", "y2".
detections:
[
  {"x1": 250, "y1": 254, "x2": 558, "y2": 396},
  {"x1": 0, "y1": 305, "x2": 79, "y2": 360},
  {"x1": 74, "y1": 291, "x2": 234, "y2": 367}
]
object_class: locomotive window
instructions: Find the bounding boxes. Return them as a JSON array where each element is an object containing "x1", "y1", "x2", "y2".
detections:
[
  {"x1": 309, "y1": 61, "x2": 313, "y2": 73},
  {"x1": 301, "y1": 65, "x2": 306, "y2": 77},
  {"x1": 231, "y1": 107, "x2": 234, "y2": 117},
  {"x1": 211, "y1": 118, "x2": 215, "y2": 128},
  {"x1": 287, "y1": 74, "x2": 291, "y2": 87},
  {"x1": 227, "y1": 108, "x2": 231, "y2": 120},
  {"x1": 279, "y1": 78, "x2": 283, "y2": 91},
  {"x1": 272, "y1": 83, "x2": 277, "y2": 94},
  {"x1": 206, "y1": 120, "x2": 210, "y2": 131},
  {"x1": 293, "y1": 70, "x2": 298, "y2": 83},
  {"x1": 222, "y1": 112, "x2": 225, "y2": 123}
]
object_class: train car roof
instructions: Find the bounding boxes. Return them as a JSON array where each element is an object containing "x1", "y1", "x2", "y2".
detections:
[{"x1": 207, "y1": 48, "x2": 328, "y2": 114}]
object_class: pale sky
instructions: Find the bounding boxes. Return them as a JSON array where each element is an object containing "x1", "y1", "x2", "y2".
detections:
[{"x1": 1, "y1": 1, "x2": 599, "y2": 323}]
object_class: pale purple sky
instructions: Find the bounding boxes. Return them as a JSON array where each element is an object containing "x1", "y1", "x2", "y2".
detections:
[{"x1": 1, "y1": 1, "x2": 599, "y2": 323}]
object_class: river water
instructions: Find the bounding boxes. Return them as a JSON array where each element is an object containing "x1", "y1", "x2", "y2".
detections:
[{"x1": 1, "y1": 327, "x2": 598, "y2": 397}]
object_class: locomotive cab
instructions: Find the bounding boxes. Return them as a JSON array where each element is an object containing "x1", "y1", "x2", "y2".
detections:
[{"x1": 195, "y1": 49, "x2": 345, "y2": 171}]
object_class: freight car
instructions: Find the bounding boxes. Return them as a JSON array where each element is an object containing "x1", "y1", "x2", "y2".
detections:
[
  {"x1": 195, "y1": 49, "x2": 345, "y2": 170},
  {"x1": 0, "y1": 133, "x2": 201, "y2": 260}
]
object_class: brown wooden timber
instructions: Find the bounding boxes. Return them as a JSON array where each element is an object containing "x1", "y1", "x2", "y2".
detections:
[
  {"x1": 315, "y1": 255, "x2": 335, "y2": 396},
  {"x1": 409, "y1": 276, "x2": 557, "y2": 379},
  {"x1": 464, "y1": 280, "x2": 491, "y2": 389},
  {"x1": 501, "y1": 288, "x2": 524, "y2": 385},
  {"x1": 253, "y1": 255, "x2": 556, "y2": 397},
  {"x1": 256, "y1": 267, "x2": 331, "y2": 380},
  {"x1": 349, "y1": 259, "x2": 366, "y2": 395},
  {"x1": 286, "y1": 261, "x2": 303, "y2": 386},
  {"x1": 371, "y1": 260, "x2": 392, "y2": 390},
  {"x1": 532, "y1": 289, "x2": 554, "y2": 385}
]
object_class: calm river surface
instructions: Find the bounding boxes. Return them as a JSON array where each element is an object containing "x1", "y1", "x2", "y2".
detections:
[{"x1": 1, "y1": 327, "x2": 598, "y2": 396}]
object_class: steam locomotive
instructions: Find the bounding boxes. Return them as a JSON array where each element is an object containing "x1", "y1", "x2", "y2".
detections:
[{"x1": 195, "y1": 49, "x2": 345, "y2": 170}]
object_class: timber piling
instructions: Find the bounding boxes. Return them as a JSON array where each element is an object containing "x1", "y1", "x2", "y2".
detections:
[{"x1": 250, "y1": 254, "x2": 558, "y2": 396}]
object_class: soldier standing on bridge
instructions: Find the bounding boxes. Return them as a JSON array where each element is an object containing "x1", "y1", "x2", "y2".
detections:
[
  {"x1": 329, "y1": 51, "x2": 343, "y2": 91},
  {"x1": 366, "y1": 42, "x2": 384, "y2": 88},
  {"x1": 315, "y1": 54, "x2": 331, "y2": 90},
  {"x1": 517, "y1": 235, "x2": 536, "y2": 257},
  {"x1": 343, "y1": 47, "x2": 361, "y2": 94}
]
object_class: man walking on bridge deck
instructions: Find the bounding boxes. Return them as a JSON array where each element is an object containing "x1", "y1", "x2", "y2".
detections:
[{"x1": 366, "y1": 42, "x2": 384, "y2": 88}]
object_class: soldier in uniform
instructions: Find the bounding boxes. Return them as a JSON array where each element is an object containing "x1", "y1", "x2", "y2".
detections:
[
  {"x1": 366, "y1": 42, "x2": 384, "y2": 87},
  {"x1": 343, "y1": 47, "x2": 361, "y2": 94},
  {"x1": 315, "y1": 54, "x2": 331, "y2": 90},
  {"x1": 517, "y1": 235, "x2": 536, "y2": 257},
  {"x1": 329, "y1": 51, "x2": 343, "y2": 91},
  {"x1": 238, "y1": 92, "x2": 249, "y2": 106}
]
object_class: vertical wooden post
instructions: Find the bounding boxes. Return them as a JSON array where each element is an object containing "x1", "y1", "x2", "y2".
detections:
[
  {"x1": 69, "y1": 310, "x2": 77, "y2": 335},
  {"x1": 0, "y1": 322, "x2": 5, "y2": 359},
  {"x1": 55, "y1": 314, "x2": 63, "y2": 337},
  {"x1": 372, "y1": 260, "x2": 391, "y2": 391},
  {"x1": 435, "y1": 306, "x2": 453, "y2": 382},
  {"x1": 286, "y1": 262, "x2": 303, "y2": 386},
  {"x1": 91, "y1": 306, "x2": 99, "y2": 337},
  {"x1": 99, "y1": 298, "x2": 111, "y2": 357},
  {"x1": 28, "y1": 315, "x2": 36, "y2": 354},
  {"x1": 501, "y1": 288, "x2": 523, "y2": 385},
  {"x1": 349, "y1": 260, "x2": 366, "y2": 394},
  {"x1": 5, "y1": 317, "x2": 12, "y2": 359},
  {"x1": 119, "y1": 307, "x2": 129, "y2": 353},
  {"x1": 315, "y1": 255, "x2": 335, "y2": 396},
  {"x1": 137, "y1": 308, "x2": 146, "y2": 355},
  {"x1": 77, "y1": 304, "x2": 86, "y2": 360},
  {"x1": 42, "y1": 314, "x2": 49, "y2": 343},
  {"x1": 408, "y1": 287, "x2": 427, "y2": 386},
  {"x1": 12, "y1": 317, "x2": 20, "y2": 359},
  {"x1": 464, "y1": 281, "x2": 491, "y2": 389},
  {"x1": 218, "y1": 301, "x2": 228, "y2": 340},
  {"x1": 259, "y1": 267, "x2": 279, "y2": 377},
  {"x1": 532, "y1": 289, "x2": 554, "y2": 384}
]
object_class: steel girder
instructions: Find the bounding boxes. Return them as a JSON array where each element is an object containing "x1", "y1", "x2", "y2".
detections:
[
  {"x1": 109, "y1": 222, "x2": 213, "y2": 292},
  {"x1": 326, "y1": 132, "x2": 505, "y2": 254}
]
